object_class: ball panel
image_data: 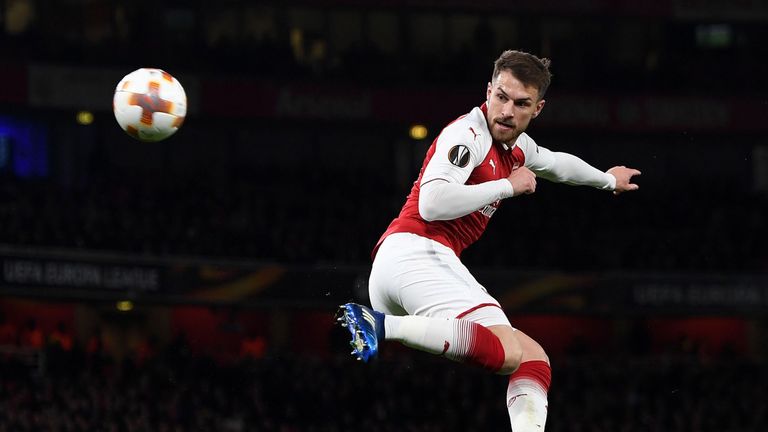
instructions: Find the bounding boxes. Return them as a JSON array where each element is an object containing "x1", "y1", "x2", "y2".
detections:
[{"x1": 126, "y1": 125, "x2": 140, "y2": 139}]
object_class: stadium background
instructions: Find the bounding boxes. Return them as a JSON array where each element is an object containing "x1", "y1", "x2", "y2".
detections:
[{"x1": 1, "y1": 0, "x2": 767, "y2": 430}]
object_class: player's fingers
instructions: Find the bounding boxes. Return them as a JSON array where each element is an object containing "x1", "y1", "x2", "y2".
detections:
[
  {"x1": 614, "y1": 183, "x2": 639, "y2": 195},
  {"x1": 629, "y1": 169, "x2": 642, "y2": 176}
]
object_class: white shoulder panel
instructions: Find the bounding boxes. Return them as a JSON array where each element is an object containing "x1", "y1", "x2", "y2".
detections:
[{"x1": 422, "y1": 107, "x2": 493, "y2": 186}]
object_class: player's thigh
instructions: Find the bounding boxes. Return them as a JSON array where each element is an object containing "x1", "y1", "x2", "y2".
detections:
[
  {"x1": 373, "y1": 233, "x2": 511, "y2": 328},
  {"x1": 398, "y1": 237, "x2": 506, "y2": 326},
  {"x1": 368, "y1": 235, "x2": 409, "y2": 316}
]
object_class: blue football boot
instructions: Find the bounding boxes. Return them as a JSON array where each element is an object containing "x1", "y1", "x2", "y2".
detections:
[{"x1": 335, "y1": 303, "x2": 385, "y2": 362}]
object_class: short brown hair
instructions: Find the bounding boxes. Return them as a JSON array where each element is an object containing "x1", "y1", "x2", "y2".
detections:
[{"x1": 492, "y1": 50, "x2": 552, "y2": 99}]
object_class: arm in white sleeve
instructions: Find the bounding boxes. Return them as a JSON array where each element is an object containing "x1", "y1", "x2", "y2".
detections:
[
  {"x1": 535, "y1": 149, "x2": 616, "y2": 190},
  {"x1": 521, "y1": 138, "x2": 615, "y2": 190},
  {"x1": 418, "y1": 178, "x2": 514, "y2": 221}
]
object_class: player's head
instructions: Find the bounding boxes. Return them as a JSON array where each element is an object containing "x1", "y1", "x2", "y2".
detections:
[
  {"x1": 486, "y1": 50, "x2": 551, "y2": 144},
  {"x1": 491, "y1": 50, "x2": 552, "y2": 99}
]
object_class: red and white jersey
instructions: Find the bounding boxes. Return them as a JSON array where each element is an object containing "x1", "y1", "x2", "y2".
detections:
[{"x1": 374, "y1": 103, "x2": 544, "y2": 258}]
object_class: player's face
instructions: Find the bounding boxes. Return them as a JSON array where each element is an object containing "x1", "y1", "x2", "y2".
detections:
[{"x1": 485, "y1": 70, "x2": 545, "y2": 144}]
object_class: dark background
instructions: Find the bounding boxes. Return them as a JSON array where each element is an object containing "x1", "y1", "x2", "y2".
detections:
[{"x1": 0, "y1": 1, "x2": 767, "y2": 430}]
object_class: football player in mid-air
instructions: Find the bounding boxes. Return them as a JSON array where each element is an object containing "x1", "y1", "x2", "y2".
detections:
[{"x1": 337, "y1": 49, "x2": 640, "y2": 431}]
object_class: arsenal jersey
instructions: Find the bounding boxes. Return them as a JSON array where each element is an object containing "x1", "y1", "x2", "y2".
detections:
[{"x1": 374, "y1": 103, "x2": 543, "y2": 258}]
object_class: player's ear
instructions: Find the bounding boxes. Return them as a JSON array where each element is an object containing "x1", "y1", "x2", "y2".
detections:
[
  {"x1": 486, "y1": 82, "x2": 492, "y2": 103},
  {"x1": 532, "y1": 99, "x2": 546, "y2": 118}
]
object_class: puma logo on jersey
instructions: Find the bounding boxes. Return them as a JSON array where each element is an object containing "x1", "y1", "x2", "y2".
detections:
[
  {"x1": 448, "y1": 145, "x2": 471, "y2": 168},
  {"x1": 489, "y1": 158, "x2": 496, "y2": 175},
  {"x1": 469, "y1": 127, "x2": 480, "y2": 141}
]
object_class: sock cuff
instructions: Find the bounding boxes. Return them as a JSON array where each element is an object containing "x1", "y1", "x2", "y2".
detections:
[
  {"x1": 463, "y1": 321, "x2": 506, "y2": 372},
  {"x1": 510, "y1": 360, "x2": 551, "y2": 393}
]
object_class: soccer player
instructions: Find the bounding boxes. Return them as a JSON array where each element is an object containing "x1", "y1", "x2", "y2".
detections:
[{"x1": 337, "y1": 50, "x2": 640, "y2": 431}]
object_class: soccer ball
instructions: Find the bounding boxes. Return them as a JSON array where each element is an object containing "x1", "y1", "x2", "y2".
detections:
[{"x1": 113, "y1": 68, "x2": 187, "y2": 142}]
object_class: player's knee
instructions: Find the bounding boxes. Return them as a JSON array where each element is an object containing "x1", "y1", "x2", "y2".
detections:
[
  {"x1": 527, "y1": 341, "x2": 549, "y2": 364},
  {"x1": 516, "y1": 330, "x2": 549, "y2": 364},
  {"x1": 498, "y1": 335, "x2": 523, "y2": 375},
  {"x1": 487, "y1": 325, "x2": 523, "y2": 375}
]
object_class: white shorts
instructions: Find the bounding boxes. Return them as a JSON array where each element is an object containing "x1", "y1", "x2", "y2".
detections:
[{"x1": 369, "y1": 232, "x2": 513, "y2": 328}]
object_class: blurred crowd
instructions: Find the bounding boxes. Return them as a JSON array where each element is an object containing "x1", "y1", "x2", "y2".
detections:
[
  {"x1": 2, "y1": 1, "x2": 766, "y2": 275},
  {"x1": 1, "y1": 166, "x2": 766, "y2": 273},
  {"x1": 0, "y1": 332, "x2": 764, "y2": 432},
  {"x1": 2, "y1": 1, "x2": 766, "y2": 94}
]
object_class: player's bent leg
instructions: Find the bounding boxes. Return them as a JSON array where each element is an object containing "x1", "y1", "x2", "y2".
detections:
[
  {"x1": 487, "y1": 324, "x2": 523, "y2": 375},
  {"x1": 505, "y1": 329, "x2": 551, "y2": 431},
  {"x1": 336, "y1": 303, "x2": 509, "y2": 372}
]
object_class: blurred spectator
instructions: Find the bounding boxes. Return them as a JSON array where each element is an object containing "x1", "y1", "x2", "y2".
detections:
[
  {"x1": 0, "y1": 313, "x2": 17, "y2": 346},
  {"x1": 19, "y1": 318, "x2": 43, "y2": 349},
  {"x1": 240, "y1": 332, "x2": 267, "y2": 360},
  {"x1": 47, "y1": 321, "x2": 73, "y2": 351}
]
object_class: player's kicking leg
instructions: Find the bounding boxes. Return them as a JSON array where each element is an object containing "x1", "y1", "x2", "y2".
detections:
[{"x1": 336, "y1": 302, "x2": 515, "y2": 369}]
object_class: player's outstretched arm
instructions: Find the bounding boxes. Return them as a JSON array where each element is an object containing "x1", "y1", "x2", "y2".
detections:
[
  {"x1": 607, "y1": 166, "x2": 641, "y2": 195},
  {"x1": 518, "y1": 134, "x2": 640, "y2": 193}
]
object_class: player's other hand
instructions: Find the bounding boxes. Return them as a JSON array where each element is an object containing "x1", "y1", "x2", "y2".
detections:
[
  {"x1": 507, "y1": 166, "x2": 537, "y2": 196},
  {"x1": 607, "y1": 166, "x2": 641, "y2": 195}
]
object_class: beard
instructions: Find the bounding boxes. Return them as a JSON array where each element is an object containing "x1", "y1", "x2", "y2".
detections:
[{"x1": 490, "y1": 118, "x2": 522, "y2": 144}]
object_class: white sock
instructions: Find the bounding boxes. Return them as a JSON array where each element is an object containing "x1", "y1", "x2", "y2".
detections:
[
  {"x1": 383, "y1": 315, "x2": 402, "y2": 341},
  {"x1": 381, "y1": 315, "x2": 506, "y2": 371},
  {"x1": 383, "y1": 315, "x2": 452, "y2": 355},
  {"x1": 507, "y1": 378, "x2": 548, "y2": 431}
]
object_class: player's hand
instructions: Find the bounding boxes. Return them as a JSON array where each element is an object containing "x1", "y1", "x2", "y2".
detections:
[
  {"x1": 506, "y1": 166, "x2": 537, "y2": 196},
  {"x1": 607, "y1": 166, "x2": 641, "y2": 195}
]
